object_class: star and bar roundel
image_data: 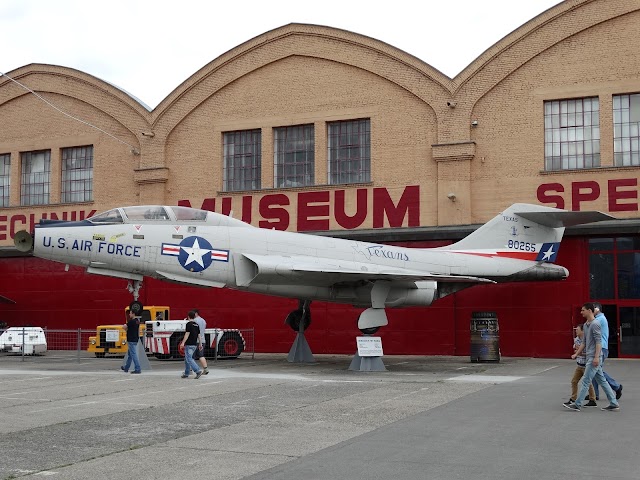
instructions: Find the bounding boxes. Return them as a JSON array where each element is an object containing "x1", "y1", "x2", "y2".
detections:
[{"x1": 161, "y1": 236, "x2": 229, "y2": 272}]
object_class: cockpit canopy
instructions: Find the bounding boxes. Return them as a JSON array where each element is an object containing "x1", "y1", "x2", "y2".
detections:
[{"x1": 88, "y1": 206, "x2": 251, "y2": 228}]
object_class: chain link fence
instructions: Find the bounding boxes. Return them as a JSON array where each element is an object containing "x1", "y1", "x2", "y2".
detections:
[{"x1": 0, "y1": 327, "x2": 255, "y2": 363}]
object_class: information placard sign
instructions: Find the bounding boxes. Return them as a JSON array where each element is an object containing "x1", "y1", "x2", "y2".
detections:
[{"x1": 356, "y1": 336, "x2": 383, "y2": 357}]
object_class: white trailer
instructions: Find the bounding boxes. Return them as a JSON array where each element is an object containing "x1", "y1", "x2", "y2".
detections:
[{"x1": 0, "y1": 327, "x2": 47, "y2": 355}]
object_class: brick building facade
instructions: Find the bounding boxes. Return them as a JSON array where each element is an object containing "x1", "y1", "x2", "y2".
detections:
[{"x1": 1, "y1": 0, "x2": 639, "y2": 358}]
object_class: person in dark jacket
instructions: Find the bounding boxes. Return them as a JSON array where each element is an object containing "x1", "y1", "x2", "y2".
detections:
[{"x1": 122, "y1": 310, "x2": 142, "y2": 374}]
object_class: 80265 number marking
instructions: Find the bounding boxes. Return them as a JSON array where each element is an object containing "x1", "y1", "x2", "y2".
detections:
[{"x1": 508, "y1": 240, "x2": 536, "y2": 251}]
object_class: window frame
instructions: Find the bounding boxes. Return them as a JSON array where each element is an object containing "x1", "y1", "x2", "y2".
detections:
[
  {"x1": 20, "y1": 150, "x2": 51, "y2": 206},
  {"x1": 0, "y1": 153, "x2": 10, "y2": 207},
  {"x1": 274, "y1": 124, "x2": 315, "y2": 188},
  {"x1": 544, "y1": 97, "x2": 600, "y2": 171},
  {"x1": 223, "y1": 129, "x2": 262, "y2": 192},
  {"x1": 613, "y1": 93, "x2": 640, "y2": 167},
  {"x1": 61, "y1": 145, "x2": 94, "y2": 203},
  {"x1": 327, "y1": 118, "x2": 371, "y2": 185}
]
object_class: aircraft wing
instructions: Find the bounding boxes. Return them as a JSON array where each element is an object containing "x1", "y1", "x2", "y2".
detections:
[{"x1": 237, "y1": 253, "x2": 495, "y2": 287}]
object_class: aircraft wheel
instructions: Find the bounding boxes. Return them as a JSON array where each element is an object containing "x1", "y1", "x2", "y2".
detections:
[
  {"x1": 129, "y1": 301, "x2": 144, "y2": 316},
  {"x1": 218, "y1": 332, "x2": 244, "y2": 358},
  {"x1": 285, "y1": 309, "x2": 311, "y2": 332},
  {"x1": 94, "y1": 352, "x2": 106, "y2": 358},
  {"x1": 359, "y1": 327, "x2": 379, "y2": 335}
]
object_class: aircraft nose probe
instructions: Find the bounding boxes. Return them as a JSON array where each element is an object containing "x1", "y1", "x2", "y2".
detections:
[{"x1": 14, "y1": 230, "x2": 34, "y2": 253}]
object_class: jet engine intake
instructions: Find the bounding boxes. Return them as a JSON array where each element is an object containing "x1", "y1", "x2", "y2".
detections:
[{"x1": 14, "y1": 230, "x2": 34, "y2": 253}]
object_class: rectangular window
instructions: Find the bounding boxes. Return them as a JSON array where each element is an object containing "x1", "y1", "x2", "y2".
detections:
[
  {"x1": 61, "y1": 145, "x2": 94, "y2": 203},
  {"x1": 613, "y1": 93, "x2": 640, "y2": 167},
  {"x1": 328, "y1": 119, "x2": 371, "y2": 184},
  {"x1": 21, "y1": 150, "x2": 51, "y2": 206},
  {"x1": 274, "y1": 124, "x2": 314, "y2": 188},
  {"x1": 0, "y1": 153, "x2": 9, "y2": 207},
  {"x1": 223, "y1": 129, "x2": 261, "y2": 191},
  {"x1": 544, "y1": 97, "x2": 600, "y2": 171}
]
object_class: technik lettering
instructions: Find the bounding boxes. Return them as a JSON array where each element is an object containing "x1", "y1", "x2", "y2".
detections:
[
  {"x1": 43, "y1": 237, "x2": 142, "y2": 257},
  {"x1": 366, "y1": 245, "x2": 409, "y2": 261}
]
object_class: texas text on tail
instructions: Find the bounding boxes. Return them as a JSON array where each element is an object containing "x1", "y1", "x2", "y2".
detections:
[{"x1": 14, "y1": 203, "x2": 612, "y2": 340}]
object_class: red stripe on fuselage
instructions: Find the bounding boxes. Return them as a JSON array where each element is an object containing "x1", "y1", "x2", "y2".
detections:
[{"x1": 451, "y1": 251, "x2": 537, "y2": 261}]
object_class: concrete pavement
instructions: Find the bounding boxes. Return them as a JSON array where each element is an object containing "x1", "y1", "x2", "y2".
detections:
[{"x1": 0, "y1": 353, "x2": 637, "y2": 479}]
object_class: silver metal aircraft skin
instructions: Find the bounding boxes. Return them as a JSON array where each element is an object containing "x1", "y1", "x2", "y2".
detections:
[{"x1": 14, "y1": 203, "x2": 613, "y2": 331}]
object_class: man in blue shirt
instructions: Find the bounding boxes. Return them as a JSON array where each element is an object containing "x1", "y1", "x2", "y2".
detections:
[
  {"x1": 564, "y1": 303, "x2": 619, "y2": 411},
  {"x1": 591, "y1": 303, "x2": 623, "y2": 400}
]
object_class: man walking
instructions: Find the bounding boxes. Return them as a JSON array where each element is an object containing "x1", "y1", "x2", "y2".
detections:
[
  {"x1": 591, "y1": 303, "x2": 623, "y2": 400},
  {"x1": 122, "y1": 310, "x2": 142, "y2": 374},
  {"x1": 179, "y1": 311, "x2": 203, "y2": 379},
  {"x1": 193, "y1": 309, "x2": 209, "y2": 375},
  {"x1": 564, "y1": 303, "x2": 619, "y2": 411}
]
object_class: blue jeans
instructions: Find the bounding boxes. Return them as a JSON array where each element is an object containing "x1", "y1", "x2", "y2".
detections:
[
  {"x1": 575, "y1": 355, "x2": 619, "y2": 408},
  {"x1": 592, "y1": 349, "x2": 620, "y2": 397},
  {"x1": 124, "y1": 340, "x2": 141, "y2": 372},
  {"x1": 183, "y1": 345, "x2": 201, "y2": 376}
]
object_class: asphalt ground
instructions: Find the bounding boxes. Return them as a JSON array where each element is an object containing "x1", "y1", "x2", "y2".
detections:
[{"x1": 0, "y1": 352, "x2": 637, "y2": 480}]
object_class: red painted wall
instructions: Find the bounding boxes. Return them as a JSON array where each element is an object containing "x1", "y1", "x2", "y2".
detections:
[{"x1": 0, "y1": 237, "x2": 586, "y2": 358}]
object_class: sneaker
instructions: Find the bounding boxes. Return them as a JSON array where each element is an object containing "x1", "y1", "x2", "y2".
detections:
[
  {"x1": 585, "y1": 395, "x2": 599, "y2": 401},
  {"x1": 195, "y1": 371, "x2": 203, "y2": 379},
  {"x1": 584, "y1": 400, "x2": 597, "y2": 407},
  {"x1": 601, "y1": 404, "x2": 620, "y2": 411},
  {"x1": 131, "y1": 371, "x2": 141, "y2": 374},
  {"x1": 203, "y1": 368, "x2": 209, "y2": 375},
  {"x1": 563, "y1": 402, "x2": 580, "y2": 411},
  {"x1": 616, "y1": 385, "x2": 623, "y2": 400},
  {"x1": 181, "y1": 374, "x2": 189, "y2": 379},
  {"x1": 120, "y1": 366, "x2": 127, "y2": 372},
  {"x1": 563, "y1": 399, "x2": 575, "y2": 406}
]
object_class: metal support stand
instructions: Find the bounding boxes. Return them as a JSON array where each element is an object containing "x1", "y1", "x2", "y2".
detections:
[
  {"x1": 349, "y1": 334, "x2": 386, "y2": 371},
  {"x1": 348, "y1": 351, "x2": 386, "y2": 371},
  {"x1": 287, "y1": 300, "x2": 315, "y2": 363},
  {"x1": 287, "y1": 332, "x2": 315, "y2": 363}
]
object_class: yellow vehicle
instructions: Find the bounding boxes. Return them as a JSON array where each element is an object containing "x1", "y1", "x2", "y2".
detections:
[{"x1": 88, "y1": 306, "x2": 169, "y2": 357}]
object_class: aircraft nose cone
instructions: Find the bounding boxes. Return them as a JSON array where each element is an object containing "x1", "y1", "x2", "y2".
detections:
[{"x1": 14, "y1": 230, "x2": 34, "y2": 253}]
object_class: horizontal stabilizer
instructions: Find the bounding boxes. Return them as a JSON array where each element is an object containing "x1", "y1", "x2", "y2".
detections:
[{"x1": 516, "y1": 210, "x2": 615, "y2": 228}]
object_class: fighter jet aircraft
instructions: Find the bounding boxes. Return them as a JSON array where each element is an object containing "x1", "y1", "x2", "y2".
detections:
[{"x1": 14, "y1": 203, "x2": 612, "y2": 336}]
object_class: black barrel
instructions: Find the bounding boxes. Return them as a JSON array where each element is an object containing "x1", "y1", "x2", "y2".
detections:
[{"x1": 470, "y1": 312, "x2": 500, "y2": 363}]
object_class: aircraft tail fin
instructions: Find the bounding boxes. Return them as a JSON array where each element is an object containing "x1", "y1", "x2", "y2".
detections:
[{"x1": 439, "y1": 203, "x2": 614, "y2": 261}]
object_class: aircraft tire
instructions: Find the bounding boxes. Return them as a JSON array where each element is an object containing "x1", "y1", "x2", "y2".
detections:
[
  {"x1": 129, "y1": 301, "x2": 144, "y2": 316},
  {"x1": 359, "y1": 327, "x2": 379, "y2": 335},
  {"x1": 285, "y1": 309, "x2": 311, "y2": 332}
]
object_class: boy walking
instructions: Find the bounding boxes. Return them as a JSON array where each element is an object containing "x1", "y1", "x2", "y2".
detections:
[
  {"x1": 179, "y1": 311, "x2": 203, "y2": 379},
  {"x1": 563, "y1": 323, "x2": 596, "y2": 407}
]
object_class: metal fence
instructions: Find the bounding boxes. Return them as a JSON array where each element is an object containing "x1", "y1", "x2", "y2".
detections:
[{"x1": 0, "y1": 327, "x2": 255, "y2": 362}]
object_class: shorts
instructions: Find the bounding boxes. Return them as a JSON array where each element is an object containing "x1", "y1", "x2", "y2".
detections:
[{"x1": 192, "y1": 346, "x2": 204, "y2": 360}]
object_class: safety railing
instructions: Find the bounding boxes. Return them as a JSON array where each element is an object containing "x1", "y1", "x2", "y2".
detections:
[{"x1": 0, "y1": 327, "x2": 255, "y2": 363}]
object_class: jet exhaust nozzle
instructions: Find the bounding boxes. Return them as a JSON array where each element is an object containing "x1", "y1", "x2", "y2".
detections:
[{"x1": 14, "y1": 230, "x2": 34, "y2": 253}]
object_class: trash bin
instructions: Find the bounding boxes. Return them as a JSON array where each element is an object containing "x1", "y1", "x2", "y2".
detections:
[{"x1": 470, "y1": 311, "x2": 500, "y2": 363}]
